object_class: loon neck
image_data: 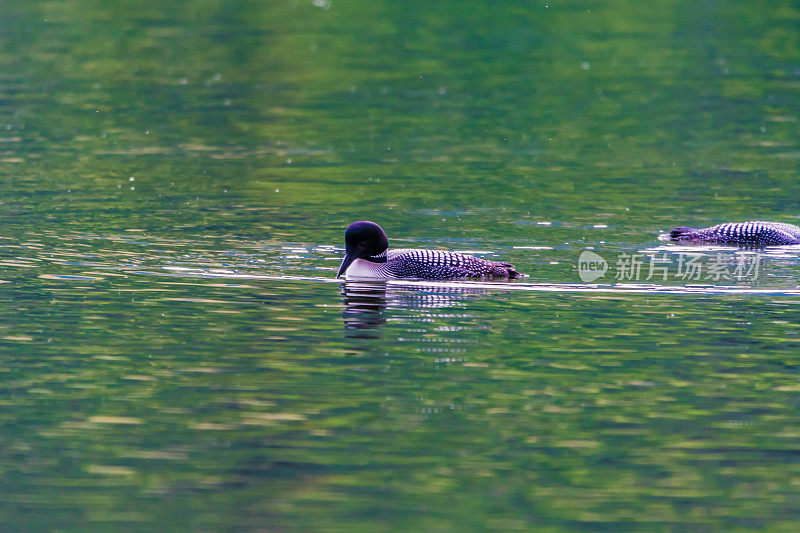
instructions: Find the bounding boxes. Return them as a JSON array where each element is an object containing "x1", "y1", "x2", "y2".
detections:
[{"x1": 365, "y1": 250, "x2": 388, "y2": 263}]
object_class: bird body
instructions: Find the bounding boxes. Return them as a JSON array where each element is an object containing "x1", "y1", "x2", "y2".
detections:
[
  {"x1": 670, "y1": 221, "x2": 800, "y2": 247},
  {"x1": 338, "y1": 221, "x2": 522, "y2": 280}
]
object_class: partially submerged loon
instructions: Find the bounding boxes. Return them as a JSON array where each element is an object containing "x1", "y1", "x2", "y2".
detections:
[
  {"x1": 670, "y1": 221, "x2": 800, "y2": 246},
  {"x1": 337, "y1": 221, "x2": 523, "y2": 280}
]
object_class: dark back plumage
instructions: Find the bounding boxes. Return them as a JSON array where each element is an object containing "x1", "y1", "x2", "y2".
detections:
[
  {"x1": 670, "y1": 221, "x2": 800, "y2": 247},
  {"x1": 386, "y1": 249, "x2": 521, "y2": 280}
]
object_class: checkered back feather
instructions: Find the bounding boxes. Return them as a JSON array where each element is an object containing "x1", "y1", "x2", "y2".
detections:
[
  {"x1": 384, "y1": 249, "x2": 521, "y2": 279},
  {"x1": 671, "y1": 221, "x2": 800, "y2": 246}
]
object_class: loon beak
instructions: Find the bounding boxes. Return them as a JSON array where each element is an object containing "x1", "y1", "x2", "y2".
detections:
[
  {"x1": 337, "y1": 243, "x2": 366, "y2": 278},
  {"x1": 337, "y1": 254, "x2": 354, "y2": 278}
]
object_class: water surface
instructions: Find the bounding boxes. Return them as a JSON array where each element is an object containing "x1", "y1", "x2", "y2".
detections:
[{"x1": 3, "y1": 0, "x2": 800, "y2": 530}]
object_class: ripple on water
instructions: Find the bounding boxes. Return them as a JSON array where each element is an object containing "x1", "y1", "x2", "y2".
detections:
[{"x1": 39, "y1": 274, "x2": 104, "y2": 281}]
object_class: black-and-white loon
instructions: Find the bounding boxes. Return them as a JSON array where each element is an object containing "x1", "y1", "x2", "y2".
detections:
[
  {"x1": 337, "y1": 221, "x2": 523, "y2": 280},
  {"x1": 670, "y1": 221, "x2": 800, "y2": 246}
]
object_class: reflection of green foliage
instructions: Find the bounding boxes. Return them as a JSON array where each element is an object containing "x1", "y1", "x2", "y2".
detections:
[
  {"x1": 4, "y1": 277, "x2": 800, "y2": 529},
  {"x1": 4, "y1": 0, "x2": 800, "y2": 244}
]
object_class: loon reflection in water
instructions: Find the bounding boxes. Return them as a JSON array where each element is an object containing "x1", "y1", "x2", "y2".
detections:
[
  {"x1": 342, "y1": 282, "x2": 387, "y2": 337},
  {"x1": 341, "y1": 281, "x2": 494, "y2": 338}
]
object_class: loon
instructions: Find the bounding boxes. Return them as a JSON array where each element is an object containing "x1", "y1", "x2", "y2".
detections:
[
  {"x1": 670, "y1": 221, "x2": 800, "y2": 247},
  {"x1": 337, "y1": 221, "x2": 523, "y2": 280}
]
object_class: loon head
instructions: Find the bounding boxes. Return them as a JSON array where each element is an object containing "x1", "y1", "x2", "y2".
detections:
[{"x1": 337, "y1": 221, "x2": 389, "y2": 278}]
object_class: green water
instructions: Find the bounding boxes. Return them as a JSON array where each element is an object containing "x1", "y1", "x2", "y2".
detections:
[{"x1": 3, "y1": 0, "x2": 800, "y2": 530}]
